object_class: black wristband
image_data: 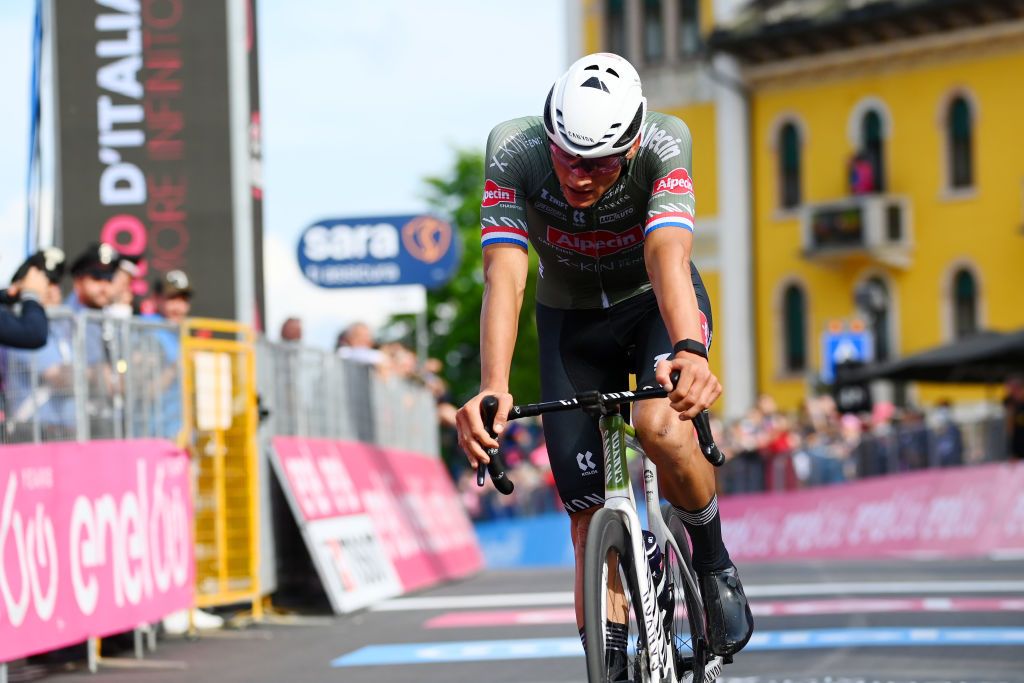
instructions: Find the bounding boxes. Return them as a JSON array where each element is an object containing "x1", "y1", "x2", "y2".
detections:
[{"x1": 672, "y1": 338, "x2": 707, "y2": 360}]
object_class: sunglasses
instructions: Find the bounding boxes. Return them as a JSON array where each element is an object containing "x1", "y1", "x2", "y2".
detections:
[{"x1": 549, "y1": 143, "x2": 626, "y2": 176}]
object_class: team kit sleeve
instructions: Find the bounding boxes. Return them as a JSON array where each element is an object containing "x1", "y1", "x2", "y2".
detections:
[
  {"x1": 642, "y1": 115, "x2": 697, "y2": 237},
  {"x1": 479, "y1": 120, "x2": 532, "y2": 252}
]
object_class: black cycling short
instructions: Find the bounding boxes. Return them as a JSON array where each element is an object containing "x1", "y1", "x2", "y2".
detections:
[{"x1": 536, "y1": 262, "x2": 713, "y2": 515}]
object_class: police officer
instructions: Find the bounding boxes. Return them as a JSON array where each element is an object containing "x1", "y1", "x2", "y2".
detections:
[{"x1": 0, "y1": 250, "x2": 56, "y2": 349}]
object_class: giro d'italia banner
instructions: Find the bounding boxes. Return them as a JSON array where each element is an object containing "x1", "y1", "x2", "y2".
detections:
[
  {"x1": 53, "y1": 0, "x2": 264, "y2": 322},
  {"x1": 297, "y1": 215, "x2": 461, "y2": 289}
]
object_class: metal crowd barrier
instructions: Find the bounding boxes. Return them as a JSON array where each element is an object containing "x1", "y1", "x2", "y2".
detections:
[
  {"x1": 256, "y1": 340, "x2": 441, "y2": 456},
  {"x1": 1, "y1": 308, "x2": 181, "y2": 444}
]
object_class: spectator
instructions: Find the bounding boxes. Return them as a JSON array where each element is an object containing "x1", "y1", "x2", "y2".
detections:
[
  {"x1": 849, "y1": 150, "x2": 876, "y2": 195},
  {"x1": 1, "y1": 244, "x2": 117, "y2": 442},
  {"x1": 336, "y1": 321, "x2": 386, "y2": 367},
  {"x1": 932, "y1": 399, "x2": 964, "y2": 467},
  {"x1": 142, "y1": 270, "x2": 193, "y2": 439},
  {"x1": 1004, "y1": 376, "x2": 1024, "y2": 460},
  {"x1": 106, "y1": 256, "x2": 139, "y2": 319},
  {"x1": 0, "y1": 261, "x2": 50, "y2": 349},
  {"x1": 0, "y1": 253, "x2": 54, "y2": 440},
  {"x1": 279, "y1": 316, "x2": 302, "y2": 343}
]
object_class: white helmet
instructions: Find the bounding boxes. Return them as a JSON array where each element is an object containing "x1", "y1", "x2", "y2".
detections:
[{"x1": 544, "y1": 52, "x2": 647, "y2": 159}]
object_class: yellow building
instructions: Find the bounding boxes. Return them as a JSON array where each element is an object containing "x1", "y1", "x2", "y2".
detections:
[{"x1": 574, "y1": 0, "x2": 1024, "y2": 416}]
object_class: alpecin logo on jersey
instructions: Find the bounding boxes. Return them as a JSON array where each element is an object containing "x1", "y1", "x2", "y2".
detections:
[
  {"x1": 482, "y1": 179, "x2": 517, "y2": 207},
  {"x1": 546, "y1": 225, "x2": 644, "y2": 257},
  {"x1": 652, "y1": 168, "x2": 694, "y2": 197}
]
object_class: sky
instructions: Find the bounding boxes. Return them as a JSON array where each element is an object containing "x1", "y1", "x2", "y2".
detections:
[{"x1": 0, "y1": 0, "x2": 568, "y2": 350}]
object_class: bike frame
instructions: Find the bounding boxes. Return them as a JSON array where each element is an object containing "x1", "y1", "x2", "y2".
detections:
[
  {"x1": 598, "y1": 411, "x2": 676, "y2": 682},
  {"x1": 483, "y1": 387, "x2": 728, "y2": 682}
]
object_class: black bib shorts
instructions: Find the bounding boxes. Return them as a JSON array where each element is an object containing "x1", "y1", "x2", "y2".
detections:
[{"x1": 536, "y1": 262, "x2": 713, "y2": 514}]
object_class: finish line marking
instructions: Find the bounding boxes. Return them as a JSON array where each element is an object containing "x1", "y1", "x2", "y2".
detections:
[
  {"x1": 332, "y1": 627, "x2": 1024, "y2": 666},
  {"x1": 371, "y1": 581, "x2": 1024, "y2": 611},
  {"x1": 424, "y1": 597, "x2": 1024, "y2": 628}
]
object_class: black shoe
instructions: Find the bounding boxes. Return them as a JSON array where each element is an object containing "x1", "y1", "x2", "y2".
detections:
[
  {"x1": 698, "y1": 564, "x2": 754, "y2": 656},
  {"x1": 605, "y1": 649, "x2": 632, "y2": 682}
]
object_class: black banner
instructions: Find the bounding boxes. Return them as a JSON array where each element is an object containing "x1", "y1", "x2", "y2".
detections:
[{"x1": 54, "y1": 0, "x2": 248, "y2": 320}]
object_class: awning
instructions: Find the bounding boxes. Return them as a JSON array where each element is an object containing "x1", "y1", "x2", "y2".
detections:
[{"x1": 838, "y1": 328, "x2": 1024, "y2": 384}]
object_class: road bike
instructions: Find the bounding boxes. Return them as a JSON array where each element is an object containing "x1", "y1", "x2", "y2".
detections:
[{"x1": 477, "y1": 378, "x2": 728, "y2": 683}]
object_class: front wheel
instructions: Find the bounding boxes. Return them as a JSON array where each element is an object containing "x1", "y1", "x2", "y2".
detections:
[
  {"x1": 661, "y1": 503, "x2": 712, "y2": 683},
  {"x1": 583, "y1": 508, "x2": 646, "y2": 683}
]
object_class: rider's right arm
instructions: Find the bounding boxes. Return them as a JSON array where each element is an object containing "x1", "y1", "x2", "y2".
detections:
[
  {"x1": 479, "y1": 118, "x2": 534, "y2": 397},
  {"x1": 480, "y1": 244, "x2": 529, "y2": 396}
]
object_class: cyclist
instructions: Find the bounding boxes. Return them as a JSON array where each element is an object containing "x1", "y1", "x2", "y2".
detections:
[{"x1": 455, "y1": 52, "x2": 754, "y2": 665}]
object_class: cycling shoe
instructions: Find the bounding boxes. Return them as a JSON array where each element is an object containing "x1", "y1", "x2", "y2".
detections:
[{"x1": 698, "y1": 564, "x2": 754, "y2": 656}]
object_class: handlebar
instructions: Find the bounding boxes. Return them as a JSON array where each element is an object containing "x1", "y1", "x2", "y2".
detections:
[
  {"x1": 476, "y1": 396, "x2": 514, "y2": 495},
  {"x1": 475, "y1": 372, "x2": 727, "y2": 495}
]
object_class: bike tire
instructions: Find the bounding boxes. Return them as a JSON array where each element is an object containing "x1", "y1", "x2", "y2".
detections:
[
  {"x1": 661, "y1": 503, "x2": 712, "y2": 683},
  {"x1": 583, "y1": 508, "x2": 647, "y2": 683}
]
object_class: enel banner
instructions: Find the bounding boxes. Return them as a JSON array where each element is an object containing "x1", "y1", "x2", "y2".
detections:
[{"x1": 0, "y1": 440, "x2": 194, "y2": 662}]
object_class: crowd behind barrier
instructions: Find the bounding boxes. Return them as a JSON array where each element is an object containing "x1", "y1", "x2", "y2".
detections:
[
  {"x1": 0, "y1": 311, "x2": 445, "y2": 455},
  {"x1": 1, "y1": 308, "x2": 182, "y2": 443},
  {"x1": 458, "y1": 390, "x2": 1022, "y2": 521}
]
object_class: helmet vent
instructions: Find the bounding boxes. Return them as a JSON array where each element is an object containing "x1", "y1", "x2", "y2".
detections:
[
  {"x1": 584, "y1": 64, "x2": 599, "y2": 70},
  {"x1": 613, "y1": 102, "x2": 644, "y2": 148},
  {"x1": 605, "y1": 68, "x2": 619, "y2": 78},
  {"x1": 581, "y1": 76, "x2": 610, "y2": 93}
]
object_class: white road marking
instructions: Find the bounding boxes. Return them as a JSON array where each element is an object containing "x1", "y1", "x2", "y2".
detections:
[{"x1": 371, "y1": 580, "x2": 1024, "y2": 611}]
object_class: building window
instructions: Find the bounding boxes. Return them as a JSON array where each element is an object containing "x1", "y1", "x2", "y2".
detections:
[
  {"x1": 779, "y1": 121, "x2": 801, "y2": 209},
  {"x1": 782, "y1": 284, "x2": 807, "y2": 373},
  {"x1": 861, "y1": 109, "x2": 886, "y2": 192},
  {"x1": 952, "y1": 268, "x2": 978, "y2": 338},
  {"x1": 643, "y1": 0, "x2": 665, "y2": 63},
  {"x1": 606, "y1": 0, "x2": 626, "y2": 56},
  {"x1": 678, "y1": 0, "x2": 700, "y2": 57},
  {"x1": 948, "y1": 96, "x2": 974, "y2": 189}
]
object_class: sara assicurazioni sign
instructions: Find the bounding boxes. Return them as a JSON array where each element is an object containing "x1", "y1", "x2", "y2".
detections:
[{"x1": 296, "y1": 215, "x2": 460, "y2": 289}]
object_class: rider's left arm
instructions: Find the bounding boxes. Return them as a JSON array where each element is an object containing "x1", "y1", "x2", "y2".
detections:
[
  {"x1": 644, "y1": 229, "x2": 703, "y2": 353},
  {"x1": 645, "y1": 229, "x2": 721, "y2": 417}
]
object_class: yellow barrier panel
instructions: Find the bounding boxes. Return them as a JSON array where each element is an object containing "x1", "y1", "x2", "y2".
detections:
[{"x1": 180, "y1": 318, "x2": 262, "y2": 618}]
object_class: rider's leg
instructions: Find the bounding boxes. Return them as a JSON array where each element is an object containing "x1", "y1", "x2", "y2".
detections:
[
  {"x1": 630, "y1": 400, "x2": 729, "y2": 570},
  {"x1": 627, "y1": 275, "x2": 753, "y2": 657},
  {"x1": 632, "y1": 398, "x2": 753, "y2": 657}
]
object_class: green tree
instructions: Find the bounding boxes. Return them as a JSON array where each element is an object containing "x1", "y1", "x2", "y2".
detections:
[{"x1": 386, "y1": 148, "x2": 540, "y2": 406}]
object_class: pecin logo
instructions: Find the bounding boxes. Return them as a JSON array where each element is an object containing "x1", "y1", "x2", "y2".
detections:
[
  {"x1": 546, "y1": 225, "x2": 643, "y2": 258},
  {"x1": 481, "y1": 179, "x2": 517, "y2": 208},
  {"x1": 652, "y1": 168, "x2": 694, "y2": 197}
]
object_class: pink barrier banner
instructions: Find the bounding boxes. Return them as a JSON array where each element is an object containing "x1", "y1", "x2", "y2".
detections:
[
  {"x1": 721, "y1": 461, "x2": 1024, "y2": 561},
  {"x1": 272, "y1": 438, "x2": 482, "y2": 598},
  {"x1": 1, "y1": 440, "x2": 194, "y2": 662}
]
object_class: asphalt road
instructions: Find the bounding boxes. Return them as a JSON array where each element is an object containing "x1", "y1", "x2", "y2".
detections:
[{"x1": 40, "y1": 557, "x2": 1024, "y2": 683}]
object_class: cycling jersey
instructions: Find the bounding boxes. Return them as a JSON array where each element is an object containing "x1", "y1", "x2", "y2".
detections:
[{"x1": 480, "y1": 112, "x2": 697, "y2": 310}]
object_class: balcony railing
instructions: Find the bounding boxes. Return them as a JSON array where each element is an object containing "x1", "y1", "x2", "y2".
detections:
[{"x1": 801, "y1": 193, "x2": 913, "y2": 268}]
